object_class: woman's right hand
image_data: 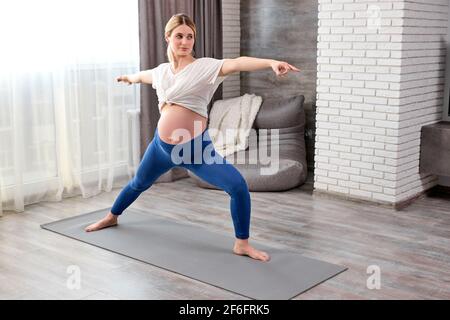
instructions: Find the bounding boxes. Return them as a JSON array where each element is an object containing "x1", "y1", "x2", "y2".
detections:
[
  {"x1": 116, "y1": 75, "x2": 133, "y2": 85},
  {"x1": 270, "y1": 60, "x2": 300, "y2": 78}
]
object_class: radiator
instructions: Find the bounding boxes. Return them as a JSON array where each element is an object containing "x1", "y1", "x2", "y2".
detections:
[{"x1": 126, "y1": 109, "x2": 141, "y2": 176}]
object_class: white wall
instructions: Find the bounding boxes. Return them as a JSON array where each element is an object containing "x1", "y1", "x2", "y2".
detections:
[
  {"x1": 315, "y1": 0, "x2": 449, "y2": 205},
  {"x1": 222, "y1": 0, "x2": 241, "y2": 99}
]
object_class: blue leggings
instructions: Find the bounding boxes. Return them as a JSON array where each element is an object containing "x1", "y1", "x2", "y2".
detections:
[{"x1": 111, "y1": 126, "x2": 251, "y2": 239}]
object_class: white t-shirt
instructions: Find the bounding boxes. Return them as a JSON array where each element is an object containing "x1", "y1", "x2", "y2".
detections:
[{"x1": 148, "y1": 57, "x2": 229, "y2": 118}]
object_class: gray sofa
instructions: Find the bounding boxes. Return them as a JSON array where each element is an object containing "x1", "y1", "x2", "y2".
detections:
[{"x1": 188, "y1": 94, "x2": 308, "y2": 191}]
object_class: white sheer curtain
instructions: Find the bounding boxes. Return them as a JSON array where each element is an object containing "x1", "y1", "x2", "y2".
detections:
[{"x1": 0, "y1": 0, "x2": 140, "y2": 215}]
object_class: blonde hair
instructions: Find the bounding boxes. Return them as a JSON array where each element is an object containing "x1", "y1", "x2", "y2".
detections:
[{"x1": 165, "y1": 13, "x2": 197, "y2": 64}]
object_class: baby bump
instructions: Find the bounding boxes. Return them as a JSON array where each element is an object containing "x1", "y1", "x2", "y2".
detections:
[{"x1": 157, "y1": 103, "x2": 208, "y2": 145}]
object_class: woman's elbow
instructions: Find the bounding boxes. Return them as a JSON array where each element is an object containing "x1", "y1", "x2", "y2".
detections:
[{"x1": 221, "y1": 58, "x2": 240, "y2": 76}]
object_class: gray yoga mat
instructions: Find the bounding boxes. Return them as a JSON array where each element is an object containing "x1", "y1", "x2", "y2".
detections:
[{"x1": 41, "y1": 208, "x2": 347, "y2": 300}]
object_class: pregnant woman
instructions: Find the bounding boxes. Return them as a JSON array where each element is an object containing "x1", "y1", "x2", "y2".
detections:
[{"x1": 85, "y1": 13, "x2": 300, "y2": 262}]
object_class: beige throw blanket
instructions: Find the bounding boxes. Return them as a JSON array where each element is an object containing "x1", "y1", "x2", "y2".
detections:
[{"x1": 208, "y1": 93, "x2": 262, "y2": 157}]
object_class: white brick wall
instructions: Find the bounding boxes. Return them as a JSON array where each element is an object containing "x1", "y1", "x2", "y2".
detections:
[
  {"x1": 222, "y1": 0, "x2": 241, "y2": 99},
  {"x1": 315, "y1": 0, "x2": 449, "y2": 205}
]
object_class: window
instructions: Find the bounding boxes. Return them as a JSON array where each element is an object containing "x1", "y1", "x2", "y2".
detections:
[{"x1": 0, "y1": 0, "x2": 140, "y2": 209}]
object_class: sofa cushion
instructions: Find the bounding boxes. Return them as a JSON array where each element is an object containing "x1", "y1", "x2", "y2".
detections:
[{"x1": 254, "y1": 95, "x2": 305, "y2": 129}]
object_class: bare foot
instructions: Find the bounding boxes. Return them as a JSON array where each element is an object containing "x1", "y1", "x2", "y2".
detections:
[
  {"x1": 233, "y1": 239, "x2": 270, "y2": 262},
  {"x1": 85, "y1": 212, "x2": 118, "y2": 232}
]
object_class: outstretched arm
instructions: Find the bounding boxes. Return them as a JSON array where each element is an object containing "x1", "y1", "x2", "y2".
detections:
[
  {"x1": 221, "y1": 56, "x2": 300, "y2": 78},
  {"x1": 116, "y1": 70, "x2": 152, "y2": 85}
]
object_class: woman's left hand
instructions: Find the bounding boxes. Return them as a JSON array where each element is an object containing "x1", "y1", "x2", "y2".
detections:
[{"x1": 271, "y1": 60, "x2": 301, "y2": 78}]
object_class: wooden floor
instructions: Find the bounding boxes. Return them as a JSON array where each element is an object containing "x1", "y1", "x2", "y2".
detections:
[{"x1": 1, "y1": 174, "x2": 450, "y2": 300}]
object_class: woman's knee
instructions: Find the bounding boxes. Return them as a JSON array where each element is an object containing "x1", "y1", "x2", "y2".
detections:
[
  {"x1": 227, "y1": 178, "x2": 249, "y2": 196},
  {"x1": 129, "y1": 176, "x2": 153, "y2": 192}
]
